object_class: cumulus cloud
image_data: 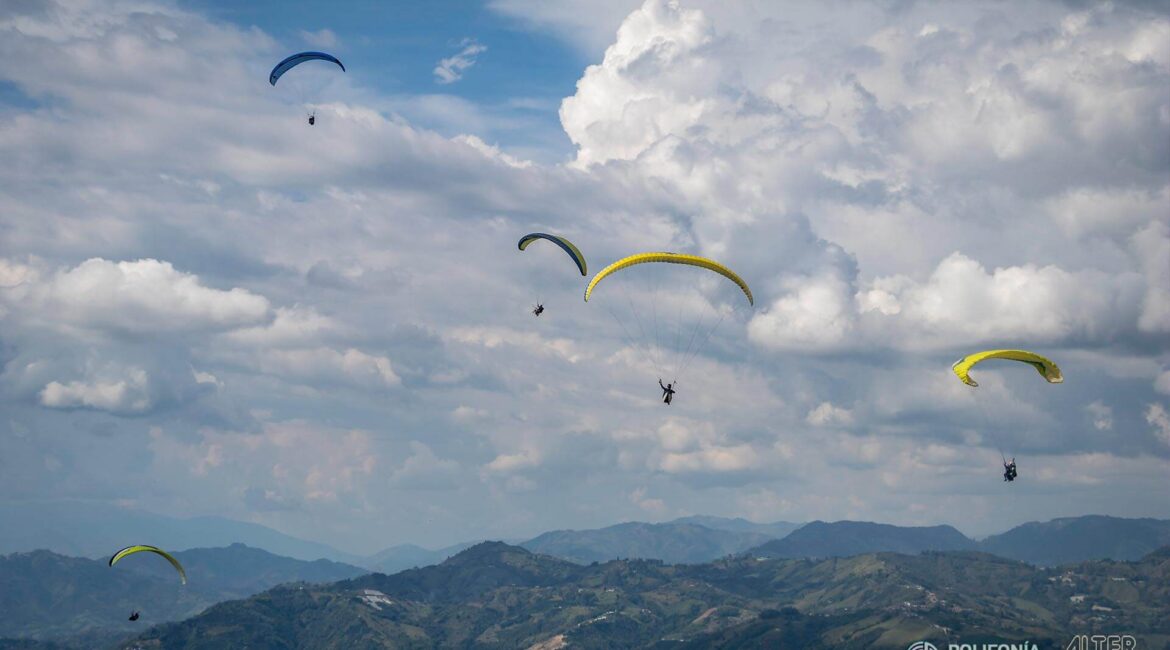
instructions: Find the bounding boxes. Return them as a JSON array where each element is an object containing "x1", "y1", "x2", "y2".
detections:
[
  {"x1": 434, "y1": 38, "x2": 487, "y2": 84},
  {"x1": 40, "y1": 368, "x2": 151, "y2": 414},
  {"x1": 749, "y1": 272, "x2": 858, "y2": 351},
  {"x1": 857, "y1": 253, "x2": 1145, "y2": 348},
  {"x1": 560, "y1": 0, "x2": 714, "y2": 167},
  {"x1": 4, "y1": 258, "x2": 270, "y2": 334},
  {"x1": 1147, "y1": 404, "x2": 1170, "y2": 448},
  {"x1": 558, "y1": 0, "x2": 1168, "y2": 353}
]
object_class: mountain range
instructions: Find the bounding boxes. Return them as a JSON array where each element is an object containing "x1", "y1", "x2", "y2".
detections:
[
  {"x1": 5, "y1": 502, "x2": 1170, "y2": 572},
  {"x1": 117, "y1": 541, "x2": 1170, "y2": 649},
  {"x1": 4, "y1": 514, "x2": 1170, "y2": 647}
]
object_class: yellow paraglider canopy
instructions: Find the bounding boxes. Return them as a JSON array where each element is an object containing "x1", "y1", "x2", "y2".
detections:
[
  {"x1": 584, "y1": 252, "x2": 753, "y2": 305},
  {"x1": 951, "y1": 349, "x2": 1063, "y2": 388},
  {"x1": 109, "y1": 545, "x2": 187, "y2": 584}
]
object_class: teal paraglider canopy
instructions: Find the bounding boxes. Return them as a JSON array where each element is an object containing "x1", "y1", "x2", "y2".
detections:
[{"x1": 270, "y1": 52, "x2": 345, "y2": 86}]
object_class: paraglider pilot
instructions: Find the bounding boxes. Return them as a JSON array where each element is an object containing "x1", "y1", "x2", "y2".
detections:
[
  {"x1": 533, "y1": 304, "x2": 544, "y2": 317},
  {"x1": 1003, "y1": 458, "x2": 1017, "y2": 482},
  {"x1": 659, "y1": 378, "x2": 676, "y2": 405},
  {"x1": 128, "y1": 611, "x2": 140, "y2": 622},
  {"x1": 308, "y1": 112, "x2": 316, "y2": 126}
]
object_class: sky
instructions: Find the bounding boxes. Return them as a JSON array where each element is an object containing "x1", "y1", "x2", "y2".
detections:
[{"x1": 0, "y1": 0, "x2": 1167, "y2": 555}]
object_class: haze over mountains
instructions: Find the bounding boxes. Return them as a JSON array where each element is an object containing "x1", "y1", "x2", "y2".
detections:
[
  {"x1": 0, "y1": 502, "x2": 362, "y2": 565},
  {"x1": 6, "y1": 502, "x2": 1170, "y2": 571}
]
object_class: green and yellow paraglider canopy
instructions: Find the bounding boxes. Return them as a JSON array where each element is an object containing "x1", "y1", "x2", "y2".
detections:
[
  {"x1": 951, "y1": 349, "x2": 1063, "y2": 388},
  {"x1": 517, "y1": 233, "x2": 587, "y2": 276},
  {"x1": 109, "y1": 545, "x2": 187, "y2": 584},
  {"x1": 584, "y1": 252, "x2": 753, "y2": 305}
]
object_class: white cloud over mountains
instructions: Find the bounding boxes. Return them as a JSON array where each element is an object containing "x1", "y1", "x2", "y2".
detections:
[{"x1": 0, "y1": 0, "x2": 1167, "y2": 551}]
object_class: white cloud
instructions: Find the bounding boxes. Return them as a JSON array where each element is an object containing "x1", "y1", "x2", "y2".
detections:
[
  {"x1": 1147, "y1": 403, "x2": 1170, "y2": 448},
  {"x1": 485, "y1": 448, "x2": 541, "y2": 473},
  {"x1": 857, "y1": 253, "x2": 1145, "y2": 348},
  {"x1": 9, "y1": 258, "x2": 270, "y2": 334},
  {"x1": 454, "y1": 134, "x2": 533, "y2": 169},
  {"x1": 749, "y1": 272, "x2": 857, "y2": 351},
  {"x1": 0, "y1": 258, "x2": 37, "y2": 288},
  {"x1": 1156, "y1": 369, "x2": 1170, "y2": 396},
  {"x1": 657, "y1": 444, "x2": 760, "y2": 474},
  {"x1": 224, "y1": 307, "x2": 337, "y2": 347},
  {"x1": 299, "y1": 28, "x2": 337, "y2": 48},
  {"x1": 448, "y1": 327, "x2": 586, "y2": 363},
  {"x1": 559, "y1": 0, "x2": 714, "y2": 167},
  {"x1": 1085, "y1": 400, "x2": 1113, "y2": 432},
  {"x1": 628, "y1": 486, "x2": 667, "y2": 515},
  {"x1": 1045, "y1": 186, "x2": 1169, "y2": 240},
  {"x1": 259, "y1": 347, "x2": 400, "y2": 389},
  {"x1": 390, "y1": 442, "x2": 461, "y2": 489},
  {"x1": 806, "y1": 401, "x2": 854, "y2": 427},
  {"x1": 452, "y1": 405, "x2": 489, "y2": 423},
  {"x1": 40, "y1": 367, "x2": 151, "y2": 414},
  {"x1": 434, "y1": 38, "x2": 487, "y2": 84},
  {"x1": 1133, "y1": 220, "x2": 1170, "y2": 334}
]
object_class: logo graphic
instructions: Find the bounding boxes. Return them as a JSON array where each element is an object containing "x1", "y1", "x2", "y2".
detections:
[
  {"x1": 1066, "y1": 635, "x2": 1136, "y2": 650},
  {"x1": 907, "y1": 643, "x2": 938, "y2": 650}
]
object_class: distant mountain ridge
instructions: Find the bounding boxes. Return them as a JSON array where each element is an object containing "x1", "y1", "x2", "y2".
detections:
[
  {"x1": 745, "y1": 516, "x2": 1170, "y2": 567},
  {"x1": 521, "y1": 521, "x2": 775, "y2": 565},
  {"x1": 366, "y1": 541, "x2": 481, "y2": 574},
  {"x1": 747, "y1": 520, "x2": 977, "y2": 559},
  {"x1": 4, "y1": 502, "x2": 1167, "y2": 573},
  {"x1": 979, "y1": 515, "x2": 1170, "y2": 565},
  {"x1": 667, "y1": 515, "x2": 802, "y2": 539},
  {"x1": 0, "y1": 502, "x2": 361, "y2": 565}
]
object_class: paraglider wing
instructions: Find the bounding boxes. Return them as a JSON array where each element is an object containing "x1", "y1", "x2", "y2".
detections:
[
  {"x1": 109, "y1": 545, "x2": 187, "y2": 585},
  {"x1": 517, "y1": 233, "x2": 587, "y2": 276},
  {"x1": 269, "y1": 51, "x2": 346, "y2": 86},
  {"x1": 584, "y1": 252, "x2": 754, "y2": 305},
  {"x1": 951, "y1": 349, "x2": 1063, "y2": 388}
]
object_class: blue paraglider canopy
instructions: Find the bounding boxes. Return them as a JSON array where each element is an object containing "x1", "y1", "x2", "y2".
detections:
[{"x1": 269, "y1": 52, "x2": 345, "y2": 86}]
